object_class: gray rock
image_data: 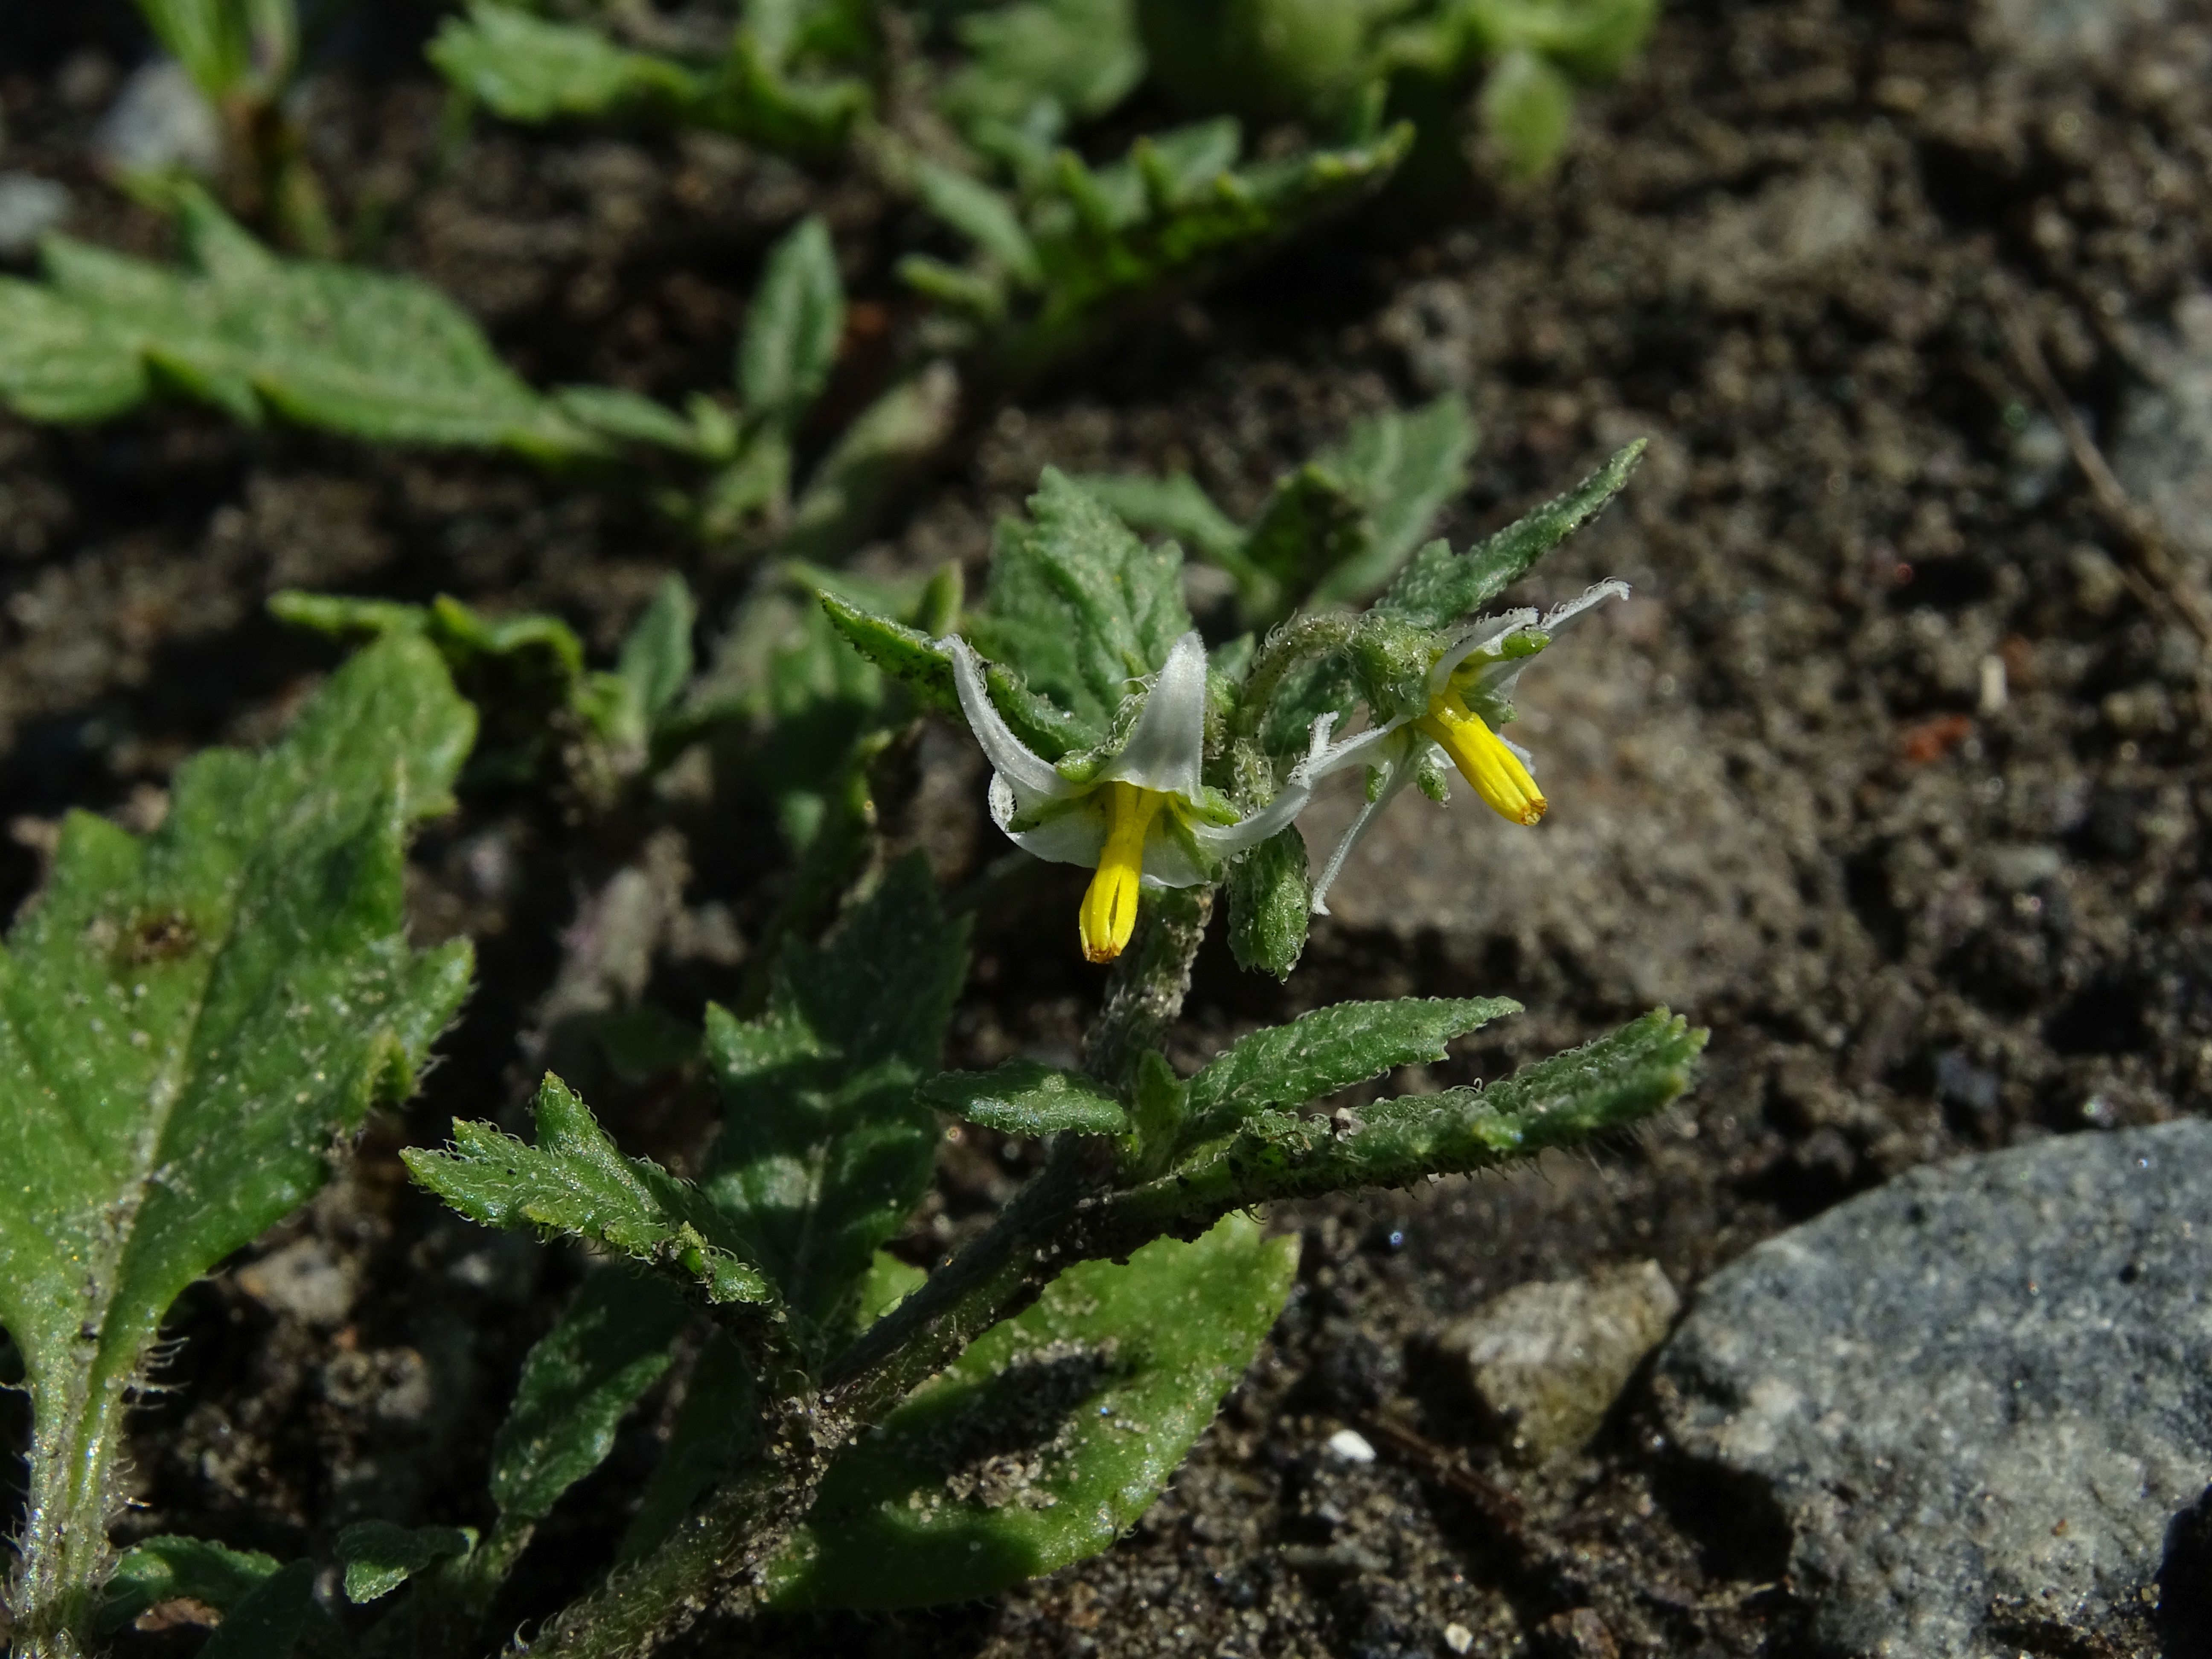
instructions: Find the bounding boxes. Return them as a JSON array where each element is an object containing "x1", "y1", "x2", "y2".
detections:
[
  {"x1": 1652, "y1": 1121, "x2": 2212, "y2": 1658},
  {"x1": 1438, "y1": 1260, "x2": 1679, "y2": 1462},
  {"x1": 92, "y1": 59, "x2": 223, "y2": 180},
  {"x1": 236, "y1": 1237, "x2": 356, "y2": 1328},
  {"x1": 0, "y1": 174, "x2": 70, "y2": 261},
  {"x1": 2114, "y1": 293, "x2": 2212, "y2": 564},
  {"x1": 1976, "y1": 0, "x2": 2169, "y2": 69}
]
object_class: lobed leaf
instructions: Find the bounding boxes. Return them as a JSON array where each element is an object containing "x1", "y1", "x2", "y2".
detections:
[
  {"x1": 0, "y1": 635, "x2": 475, "y2": 1655},
  {"x1": 489, "y1": 1270, "x2": 690, "y2": 1525},
  {"x1": 1153, "y1": 1011, "x2": 1704, "y2": 1217},
  {"x1": 915, "y1": 163, "x2": 1042, "y2": 286},
  {"x1": 1379, "y1": 439, "x2": 1644, "y2": 628},
  {"x1": 613, "y1": 575, "x2": 698, "y2": 733},
  {"x1": 404, "y1": 1074, "x2": 777, "y2": 1307},
  {"x1": 335, "y1": 1521, "x2": 475, "y2": 1604},
  {"x1": 921, "y1": 1059, "x2": 1129, "y2": 1137},
  {"x1": 760, "y1": 1215, "x2": 1298, "y2": 1610},
  {"x1": 0, "y1": 188, "x2": 618, "y2": 458},
  {"x1": 702, "y1": 856, "x2": 969, "y2": 1352},
  {"x1": 430, "y1": 2, "x2": 702, "y2": 122},
  {"x1": 966, "y1": 467, "x2": 1192, "y2": 739},
  {"x1": 1071, "y1": 470, "x2": 1244, "y2": 566},
  {"x1": 1182, "y1": 996, "x2": 1520, "y2": 1144},
  {"x1": 99, "y1": 1537, "x2": 281, "y2": 1633},
  {"x1": 941, "y1": 0, "x2": 1144, "y2": 139},
  {"x1": 196, "y1": 1560, "x2": 317, "y2": 1659},
  {"x1": 780, "y1": 364, "x2": 963, "y2": 565},
  {"x1": 1310, "y1": 395, "x2": 1479, "y2": 603}
]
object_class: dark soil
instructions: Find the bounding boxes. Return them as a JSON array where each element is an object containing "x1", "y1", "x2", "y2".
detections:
[{"x1": 4, "y1": 0, "x2": 2209, "y2": 1655}]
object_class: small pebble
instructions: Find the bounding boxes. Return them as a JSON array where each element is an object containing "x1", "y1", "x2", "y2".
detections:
[
  {"x1": 1442, "y1": 1622, "x2": 1474, "y2": 1654},
  {"x1": 0, "y1": 174, "x2": 69, "y2": 260},
  {"x1": 1323, "y1": 1428, "x2": 1375, "y2": 1464}
]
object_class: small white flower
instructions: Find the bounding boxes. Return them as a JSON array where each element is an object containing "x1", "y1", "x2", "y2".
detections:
[
  {"x1": 1308, "y1": 581, "x2": 1630, "y2": 917},
  {"x1": 943, "y1": 631, "x2": 1342, "y2": 963}
]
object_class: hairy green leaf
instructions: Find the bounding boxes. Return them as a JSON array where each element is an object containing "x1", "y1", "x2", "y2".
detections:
[
  {"x1": 430, "y1": 1, "x2": 866, "y2": 151},
  {"x1": 996, "y1": 122, "x2": 1413, "y2": 382},
  {"x1": 1151, "y1": 1010, "x2": 1704, "y2": 1217},
  {"x1": 1481, "y1": 47, "x2": 1575, "y2": 179},
  {"x1": 1241, "y1": 461, "x2": 1367, "y2": 598},
  {"x1": 967, "y1": 467, "x2": 1192, "y2": 739},
  {"x1": 914, "y1": 162, "x2": 1042, "y2": 287},
  {"x1": 0, "y1": 635, "x2": 475, "y2": 1657},
  {"x1": 197, "y1": 1560, "x2": 317, "y2": 1659},
  {"x1": 336, "y1": 1521, "x2": 475, "y2": 1604},
  {"x1": 614, "y1": 575, "x2": 698, "y2": 732},
  {"x1": 405, "y1": 1074, "x2": 777, "y2": 1307},
  {"x1": 1380, "y1": 439, "x2": 1644, "y2": 628},
  {"x1": 1071, "y1": 471, "x2": 1243, "y2": 566},
  {"x1": 781, "y1": 364, "x2": 962, "y2": 565},
  {"x1": 490, "y1": 1270, "x2": 690, "y2": 1525},
  {"x1": 1183, "y1": 996, "x2": 1519, "y2": 1144},
  {"x1": 1310, "y1": 395, "x2": 1479, "y2": 602},
  {"x1": 430, "y1": 2, "x2": 702, "y2": 121},
  {"x1": 942, "y1": 0, "x2": 1144, "y2": 138},
  {"x1": 138, "y1": 0, "x2": 295, "y2": 105},
  {"x1": 740, "y1": 216, "x2": 844, "y2": 426},
  {"x1": 0, "y1": 188, "x2": 609, "y2": 458},
  {"x1": 761, "y1": 1214, "x2": 1298, "y2": 1610},
  {"x1": 1224, "y1": 824, "x2": 1311, "y2": 981},
  {"x1": 702, "y1": 856, "x2": 969, "y2": 1350},
  {"x1": 99, "y1": 1537, "x2": 281, "y2": 1633},
  {"x1": 920, "y1": 1059, "x2": 1129, "y2": 1137}
]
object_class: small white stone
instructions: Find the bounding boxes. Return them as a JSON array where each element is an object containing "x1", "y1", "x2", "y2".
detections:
[
  {"x1": 1443, "y1": 1623, "x2": 1475, "y2": 1654},
  {"x1": 1324, "y1": 1428, "x2": 1376, "y2": 1464}
]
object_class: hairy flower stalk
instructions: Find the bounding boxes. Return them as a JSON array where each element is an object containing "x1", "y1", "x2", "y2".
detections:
[
  {"x1": 1310, "y1": 580, "x2": 1628, "y2": 915},
  {"x1": 943, "y1": 630, "x2": 1340, "y2": 961}
]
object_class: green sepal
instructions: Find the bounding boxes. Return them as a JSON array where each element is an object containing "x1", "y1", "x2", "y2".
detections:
[
  {"x1": 335, "y1": 1521, "x2": 476, "y2": 1604},
  {"x1": 403, "y1": 1074, "x2": 778, "y2": 1307},
  {"x1": 759, "y1": 1215, "x2": 1298, "y2": 1611},
  {"x1": 99, "y1": 1537, "x2": 282, "y2": 1633},
  {"x1": 920, "y1": 1060, "x2": 1129, "y2": 1137},
  {"x1": 1182, "y1": 995, "x2": 1521, "y2": 1145},
  {"x1": 1225, "y1": 824, "x2": 1312, "y2": 981}
]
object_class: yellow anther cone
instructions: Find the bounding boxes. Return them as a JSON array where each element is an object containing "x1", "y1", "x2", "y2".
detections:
[
  {"x1": 1416, "y1": 697, "x2": 1546, "y2": 827},
  {"x1": 1079, "y1": 783, "x2": 1164, "y2": 963}
]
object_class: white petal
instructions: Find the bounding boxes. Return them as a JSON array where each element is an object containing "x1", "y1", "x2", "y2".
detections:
[
  {"x1": 1102, "y1": 631, "x2": 1206, "y2": 799},
  {"x1": 942, "y1": 635, "x2": 1069, "y2": 808},
  {"x1": 1140, "y1": 813, "x2": 1211, "y2": 888},
  {"x1": 1190, "y1": 712, "x2": 1353, "y2": 858},
  {"x1": 995, "y1": 779, "x2": 1109, "y2": 868},
  {"x1": 1542, "y1": 579, "x2": 1630, "y2": 632},
  {"x1": 1309, "y1": 729, "x2": 1424, "y2": 917},
  {"x1": 1481, "y1": 580, "x2": 1629, "y2": 702}
]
